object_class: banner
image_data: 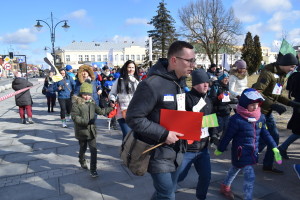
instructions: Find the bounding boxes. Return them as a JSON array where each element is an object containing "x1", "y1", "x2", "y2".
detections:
[{"x1": 0, "y1": 86, "x2": 33, "y2": 102}]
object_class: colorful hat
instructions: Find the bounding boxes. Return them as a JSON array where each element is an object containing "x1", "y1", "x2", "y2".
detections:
[
  {"x1": 80, "y1": 82, "x2": 93, "y2": 95},
  {"x1": 239, "y1": 88, "x2": 264, "y2": 108}
]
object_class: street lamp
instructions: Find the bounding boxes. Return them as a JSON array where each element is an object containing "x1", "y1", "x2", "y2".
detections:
[{"x1": 35, "y1": 12, "x2": 70, "y2": 67}]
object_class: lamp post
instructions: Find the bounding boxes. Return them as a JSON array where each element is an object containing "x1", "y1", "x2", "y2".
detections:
[{"x1": 35, "y1": 12, "x2": 70, "y2": 67}]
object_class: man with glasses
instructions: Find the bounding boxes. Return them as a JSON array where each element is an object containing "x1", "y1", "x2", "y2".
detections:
[{"x1": 126, "y1": 41, "x2": 195, "y2": 200}]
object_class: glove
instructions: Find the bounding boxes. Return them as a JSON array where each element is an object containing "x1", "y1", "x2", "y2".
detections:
[
  {"x1": 218, "y1": 93, "x2": 224, "y2": 100},
  {"x1": 210, "y1": 136, "x2": 220, "y2": 146},
  {"x1": 88, "y1": 119, "x2": 95, "y2": 125},
  {"x1": 272, "y1": 148, "x2": 282, "y2": 165},
  {"x1": 288, "y1": 100, "x2": 300, "y2": 108},
  {"x1": 214, "y1": 149, "x2": 223, "y2": 156},
  {"x1": 270, "y1": 104, "x2": 286, "y2": 115}
]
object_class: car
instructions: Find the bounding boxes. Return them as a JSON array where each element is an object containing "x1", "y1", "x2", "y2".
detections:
[{"x1": 7, "y1": 72, "x2": 14, "y2": 78}]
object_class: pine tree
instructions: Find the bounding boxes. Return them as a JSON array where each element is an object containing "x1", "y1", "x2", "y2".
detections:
[
  {"x1": 252, "y1": 35, "x2": 263, "y2": 75},
  {"x1": 241, "y1": 32, "x2": 255, "y2": 75},
  {"x1": 146, "y1": 0, "x2": 178, "y2": 63}
]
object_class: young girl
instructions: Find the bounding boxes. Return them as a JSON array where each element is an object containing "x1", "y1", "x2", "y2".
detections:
[
  {"x1": 71, "y1": 82, "x2": 113, "y2": 177},
  {"x1": 214, "y1": 88, "x2": 282, "y2": 200}
]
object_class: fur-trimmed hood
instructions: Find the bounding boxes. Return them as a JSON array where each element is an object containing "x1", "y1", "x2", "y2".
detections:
[
  {"x1": 77, "y1": 65, "x2": 95, "y2": 83},
  {"x1": 230, "y1": 67, "x2": 247, "y2": 80},
  {"x1": 72, "y1": 95, "x2": 95, "y2": 105}
]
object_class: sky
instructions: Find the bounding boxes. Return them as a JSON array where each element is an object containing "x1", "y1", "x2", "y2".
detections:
[{"x1": 0, "y1": 0, "x2": 299, "y2": 65}]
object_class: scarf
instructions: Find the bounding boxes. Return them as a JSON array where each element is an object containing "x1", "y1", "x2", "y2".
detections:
[{"x1": 236, "y1": 105, "x2": 261, "y2": 122}]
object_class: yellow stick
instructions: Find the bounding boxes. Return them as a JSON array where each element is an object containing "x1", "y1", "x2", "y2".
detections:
[{"x1": 142, "y1": 142, "x2": 164, "y2": 154}]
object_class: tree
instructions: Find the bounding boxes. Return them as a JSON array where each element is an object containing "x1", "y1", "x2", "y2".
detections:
[
  {"x1": 147, "y1": 0, "x2": 178, "y2": 61},
  {"x1": 252, "y1": 35, "x2": 263, "y2": 75},
  {"x1": 178, "y1": 0, "x2": 242, "y2": 66}
]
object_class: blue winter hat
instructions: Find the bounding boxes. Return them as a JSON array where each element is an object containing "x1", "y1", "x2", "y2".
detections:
[
  {"x1": 218, "y1": 71, "x2": 229, "y2": 81},
  {"x1": 66, "y1": 65, "x2": 72, "y2": 71},
  {"x1": 239, "y1": 88, "x2": 265, "y2": 108}
]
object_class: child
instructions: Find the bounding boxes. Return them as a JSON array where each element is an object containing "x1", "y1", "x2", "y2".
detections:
[
  {"x1": 214, "y1": 88, "x2": 282, "y2": 200},
  {"x1": 71, "y1": 82, "x2": 113, "y2": 177}
]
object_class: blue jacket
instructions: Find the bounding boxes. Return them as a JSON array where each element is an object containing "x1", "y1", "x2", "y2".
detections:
[
  {"x1": 74, "y1": 79, "x2": 100, "y2": 106},
  {"x1": 55, "y1": 76, "x2": 75, "y2": 99},
  {"x1": 218, "y1": 113, "x2": 277, "y2": 168}
]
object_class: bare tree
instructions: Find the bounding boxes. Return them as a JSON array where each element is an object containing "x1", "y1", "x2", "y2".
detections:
[{"x1": 178, "y1": 0, "x2": 242, "y2": 65}]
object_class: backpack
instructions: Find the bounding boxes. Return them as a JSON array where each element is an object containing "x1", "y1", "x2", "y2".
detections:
[{"x1": 286, "y1": 71, "x2": 300, "y2": 99}]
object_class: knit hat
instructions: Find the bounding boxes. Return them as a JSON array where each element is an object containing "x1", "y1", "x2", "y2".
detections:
[
  {"x1": 209, "y1": 64, "x2": 217, "y2": 69},
  {"x1": 192, "y1": 69, "x2": 210, "y2": 86},
  {"x1": 65, "y1": 65, "x2": 72, "y2": 71},
  {"x1": 218, "y1": 71, "x2": 229, "y2": 81},
  {"x1": 235, "y1": 60, "x2": 247, "y2": 69},
  {"x1": 239, "y1": 88, "x2": 265, "y2": 108},
  {"x1": 277, "y1": 53, "x2": 298, "y2": 66},
  {"x1": 80, "y1": 82, "x2": 93, "y2": 95}
]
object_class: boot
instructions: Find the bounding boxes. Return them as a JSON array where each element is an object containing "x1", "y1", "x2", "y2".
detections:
[
  {"x1": 220, "y1": 184, "x2": 234, "y2": 200},
  {"x1": 48, "y1": 108, "x2": 50, "y2": 112},
  {"x1": 28, "y1": 118, "x2": 34, "y2": 124},
  {"x1": 62, "y1": 119, "x2": 67, "y2": 128},
  {"x1": 21, "y1": 118, "x2": 26, "y2": 124},
  {"x1": 51, "y1": 107, "x2": 54, "y2": 112},
  {"x1": 79, "y1": 159, "x2": 88, "y2": 170}
]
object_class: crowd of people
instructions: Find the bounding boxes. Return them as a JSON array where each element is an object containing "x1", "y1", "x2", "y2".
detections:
[{"x1": 10, "y1": 40, "x2": 300, "y2": 200}]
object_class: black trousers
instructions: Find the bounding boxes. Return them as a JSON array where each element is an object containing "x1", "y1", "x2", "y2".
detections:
[
  {"x1": 78, "y1": 138, "x2": 97, "y2": 170},
  {"x1": 47, "y1": 96, "x2": 56, "y2": 111},
  {"x1": 58, "y1": 98, "x2": 72, "y2": 119}
]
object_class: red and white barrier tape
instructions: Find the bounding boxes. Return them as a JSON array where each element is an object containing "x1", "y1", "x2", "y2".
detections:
[{"x1": 0, "y1": 86, "x2": 33, "y2": 102}]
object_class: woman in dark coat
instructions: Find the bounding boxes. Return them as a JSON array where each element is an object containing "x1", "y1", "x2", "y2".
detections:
[
  {"x1": 278, "y1": 68, "x2": 300, "y2": 159},
  {"x1": 12, "y1": 71, "x2": 34, "y2": 124},
  {"x1": 43, "y1": 71, "x2": 56, "y2": 112}
]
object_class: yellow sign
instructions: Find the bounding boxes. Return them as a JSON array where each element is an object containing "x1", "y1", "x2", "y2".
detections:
[{"x1": 4, "y1": 56, "x2": 10, "y2": 62}]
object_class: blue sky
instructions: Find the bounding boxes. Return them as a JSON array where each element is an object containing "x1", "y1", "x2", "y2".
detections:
[{"x1": 0, "y1": 0, "x2": 299, "y2": 65}]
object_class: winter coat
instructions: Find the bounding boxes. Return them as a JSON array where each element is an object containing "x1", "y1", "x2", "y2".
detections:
[
  {"x1": 109, "y1": 76, "x2": 139, "y2": 120},
  {"x1": 209, "y1": 80, "x2": 232, "y2": 116},
  {"x1": 218, "y1": 113, "x2": 277, "y2": 168},
  {"x1": 71, "y1": 96, "x2": 113, "y2": 140},
  {"x1": 228, "y1": 68, "x2": 248, "y2": 98},
  {"x1": 12, "y1": 77, "x2": 33, "y2": 106},
  {"x1": 126, "y1": 58, "x2": 187, "y2": 174},
  {"x1": 287, "y1": 71, "x2": 300, "y2": 134},
  {"x1": 252, "y1": 63, "x2": 291, "y2": 115},
  {"x1": 43, "y1": 77, "x2": 56, "y2": 98},
  {"x1": 185, "y1": 88, "x2": 218, "y2": 152},
  {"x1": 55, "y1": 76, "x2": 75, "y2": 99}
]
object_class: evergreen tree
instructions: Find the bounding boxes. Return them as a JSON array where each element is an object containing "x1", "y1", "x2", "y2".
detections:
[
  {"x1": 241, "y1": 32, "x2": 255, "y2": 75},
  {"x1": 146, "y1": 0, "x2": 178, "y2": 63},
  {"x1": 252, "y1": 35, "x2": 263, "y2": 75}
]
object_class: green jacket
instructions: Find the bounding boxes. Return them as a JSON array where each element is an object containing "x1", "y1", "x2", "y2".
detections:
[
  {"x1": 252, "y1": 63, "x2": 291, "y2": 114},
  {"x1": 71, "y1": 96, "x2": 113, "y2": 140}
]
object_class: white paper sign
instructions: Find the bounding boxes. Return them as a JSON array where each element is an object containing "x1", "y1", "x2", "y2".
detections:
[
  {"x1": 176, "y1": 93, "x2": 186, "y2": 111},
  {"x1": 193, "y1": 97, "x2": 206, "y2": 112},
  {"x1": 201, "y1": 127, "x2": 209, "y2": 139},
  {"x1": 272, "y1": 83, "x2": 282, "y2": 95}
]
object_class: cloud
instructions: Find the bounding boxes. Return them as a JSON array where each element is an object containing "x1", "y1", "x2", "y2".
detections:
[
  {"x1": 65, "y1": 9, "x2": 93, "y2": 27},
  {"x1": 125, "y1": 18, "x2": 149, "y2": 25},
  {"x1": 245, "y1": 22, "x2": 264, "y2": 36},
  {"x1": 111, "y1": 35, "x2": 148, "y2": 44},
  {"x1": 0, "y1": 28, "x2": 37, "y2": 44}
]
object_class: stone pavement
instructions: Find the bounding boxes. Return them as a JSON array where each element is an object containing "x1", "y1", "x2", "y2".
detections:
[{"x1": 0, "y1": 79, "x2": 299, "y2": 200}]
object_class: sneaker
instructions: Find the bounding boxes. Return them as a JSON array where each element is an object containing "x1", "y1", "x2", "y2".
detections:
[
  {"x1": 263, "y1": 166, "x2": 283, "y2": 174},
  {"x1": 90, "y1": 170, "x2": 98, "y2": 178},
  {"x1": 79, "y1": 160, "x2": 88, "y2": 170},
  {"x1": 278, "y1": 146, "x2": 289, "y2": 159},
  {"x1": 28, "y1": 118, "x2": 34, "y2": 124},
  {"x1": 66, "y1": 115, "x2": 71, "y2": 122},
  {"x1": 293, "y1": 164, "x2": 300, "y2": 180},
  {"x1": 62, "y1": 120, "x2": 68, "y2": 128},
  {"x1": 220, "y1": 184, "x2": 234, "y2": 200},
  {"x1": 21, "y1": 118, "x2": 26, "y2": 124}
]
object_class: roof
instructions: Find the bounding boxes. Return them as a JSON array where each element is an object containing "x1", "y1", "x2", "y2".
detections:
[{"x1": 62, "y1": 41, "x2": 146, "y2": 51}]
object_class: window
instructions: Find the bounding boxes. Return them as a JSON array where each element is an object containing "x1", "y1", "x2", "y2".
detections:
[
  {"x1": 137, "y1": 55, "x2": 140, "y2": 61},
  {"x1": 66, "y1": 55, "x2": 70, "y2": 61},
  {"x1": 91, "y1": 55, "x2": 95, "y2": 61},
  {"x1": 131, "y1": 55, "x2": 135, "y2": 60},
  {"x1": 97, "y1": 55, "x2": 101, "y2": 61},
  {"x1": 78, "y1": 55, "x2": 83, "y2": 61},
  {"x1": 103, "y1": 55, "x2": 108, "y2": 61},
  {"x1": 121, "y1": 55, "x2": 124, "y2": 61},
  {"x1": 142, "y1": 55, "x2": 145, "y2": 61},
  {"x1": 85, "y1": 55, "x2": 89, "y2": 61},
  {"x1": 126, "y1": 55, "x2": 129, "y2": 61}
]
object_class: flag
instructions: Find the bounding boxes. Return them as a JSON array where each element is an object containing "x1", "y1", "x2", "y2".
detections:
[
  {"x1": 222, "y1": 54, "x2": 230, "y2": 71},
  {"x1": 279, "y1": 39, "x2": 296, "y2": 56}
]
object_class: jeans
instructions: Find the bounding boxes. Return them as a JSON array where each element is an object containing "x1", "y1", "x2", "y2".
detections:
[
  {"x1": 58, "y1": 98, "x2": 72, "y2": 119},
  {"x1": 117, "y1": 118, "x2": 131, "y2": 140},
  {"x1": 150, "y1": 171, "x2": 180, "y2": 200},
  {"x1": 177, "y1": 147, "x2": 211, "y2": 200},
  {"x1": 78, "y1": 138, "x2": 97, "y2": 171},
  {"x1": 258, "y1": 113, "x2": 279, "y2": 167},
  {"x1": 223, "y1": 165, "x2": 255, "y2": 200},
  {"x1": 19, "y1": 105, "x2": 33, "y2": 118},
  {"x1": 217, "y1": 115, "x2": 230, "y2": 138},
  {"x1": 280, "y1": 133, "x2": 300, "y2": 150}
]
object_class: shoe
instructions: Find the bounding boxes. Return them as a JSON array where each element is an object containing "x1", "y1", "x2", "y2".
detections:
[
  {"x1": 21, "y1": 118, "x2": 26, "y2": 124},
  {"x1": 220, "y1": 183, "x2": 234, "y2": 200},
  {"x1": 293, "y1": 164, "x2": 300, "y2": 180},
  {"x1": 262, "y1": 166, "x2": 283, "y2": 174},
  {"x1": 28, "y1": 118, "x2": 34, "y2": 124},
  {"x1": 90, "y1": 170, "x2": 98, "y2": 178},
  {"x1": 48, "y1": 109, "x2": 50, "y2": 113},
  {"x1": 51, "y1": 108, "x2": 54, "y2": 112},
  {"x1": 79, "y1": 160, "x2": 88, "y2": 170},
  {"x1": 62, "y1": 120, "x2": 68, "y2": 128},
  {"x1": 278, "y1": 146, "x2": 289, "y2": 159},
  {"x1": 66, "y1": 115, "x2": 71, "y2": 122}
]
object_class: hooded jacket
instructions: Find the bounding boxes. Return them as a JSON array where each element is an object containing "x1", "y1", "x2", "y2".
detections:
[
  {"x1": 228, "y1": 68, "x2": 248, "y2": 98},
  {"x1": 252, "y1": 63, "x2": 291, "y2": 115},
  {"x1": 126, "y1": 58, "x2": 187, "y2": 173},
  {"x1": 71, "y1": 95, "x2": 112, "y2": 140},
  {"x1": 12, "y1": 77, "x2": 33, "y2": 106}
]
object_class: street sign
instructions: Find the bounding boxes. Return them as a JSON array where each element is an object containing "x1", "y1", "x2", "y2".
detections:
[
  {"x1": 4, "y1": 56, "x2": 10, "y2": 62},
  {"x1": 18, "y1": 59, "x2": 24, "y2": 63},
  {"x1": 4, "y1": 63, "x2": 12, "y2": 70}
]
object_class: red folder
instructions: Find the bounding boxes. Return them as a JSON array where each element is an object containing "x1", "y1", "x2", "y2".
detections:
[{"x1": 160, "y1": 109, "x2": 203, "y2": 141}]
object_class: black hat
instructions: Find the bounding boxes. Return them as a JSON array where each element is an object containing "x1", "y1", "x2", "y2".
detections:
[
  {"x1": 209, "y1": 64, "x2": 216, "y2": 69},
  {"x1": 192, "y1": 69, "x2": 210, "y2": 86},
  {"x1": 278, "y1": 53, "x2": 298, "y2": 66}
]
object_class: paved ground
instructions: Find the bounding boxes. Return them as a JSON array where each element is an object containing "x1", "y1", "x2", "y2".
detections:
[{"x1": 0, "y1": 79, "x2": 299, "y2": 200}]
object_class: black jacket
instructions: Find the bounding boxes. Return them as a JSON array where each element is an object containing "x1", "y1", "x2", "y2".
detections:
[
  {"x1": 209, "y1": 80, "x2": 232, "y2": 116},
  {"x1": 186, "y1": 88, "x2": 218, "y2": 152},
  {"x1": 12, "y1": 77, "x2": 33, "y2": 106},
  {"x1": 126, "y1": 58, "x2": 187, "y2": 173}
]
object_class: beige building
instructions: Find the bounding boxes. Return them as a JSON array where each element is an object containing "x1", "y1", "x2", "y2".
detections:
[{"x1": 55, "y1": 41, "x2": 147, "y2": 69}]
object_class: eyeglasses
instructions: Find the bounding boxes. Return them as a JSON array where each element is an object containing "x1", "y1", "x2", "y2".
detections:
[{"x1": 176, "y1": 57, "x2": 196, "y2": 64}]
